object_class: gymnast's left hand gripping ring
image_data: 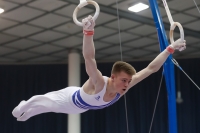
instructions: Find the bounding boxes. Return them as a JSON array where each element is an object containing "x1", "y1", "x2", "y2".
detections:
[{"x1": 73, "y1": 0, "x2": 100, "y2": 27}]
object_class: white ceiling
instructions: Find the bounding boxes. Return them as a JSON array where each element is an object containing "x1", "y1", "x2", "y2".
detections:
[{"x1": 0, "y1": 0, "x2": 199, "y2": 64}]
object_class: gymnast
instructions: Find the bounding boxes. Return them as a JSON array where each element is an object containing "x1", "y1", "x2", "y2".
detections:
[{"x1": 12, "y1": 15, "x2": 186, "y2": 121}]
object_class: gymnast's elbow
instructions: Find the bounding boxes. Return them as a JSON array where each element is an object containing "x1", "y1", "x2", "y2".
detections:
[
  {"x1": 147, "y1": 65, "x2": 160, "y2": 74},
  {"x1": 82, "y1": 51, "x2": 95, "y2": 60}
]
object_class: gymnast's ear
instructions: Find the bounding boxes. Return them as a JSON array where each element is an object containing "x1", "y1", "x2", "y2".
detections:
[{"x1": 111, "y1": 74, "x2": 115, "y2": 81}]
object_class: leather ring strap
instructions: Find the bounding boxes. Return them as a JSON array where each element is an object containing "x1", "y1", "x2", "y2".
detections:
[{"x1": 162, "y1": 0, "x2": 184, "y2": 44}]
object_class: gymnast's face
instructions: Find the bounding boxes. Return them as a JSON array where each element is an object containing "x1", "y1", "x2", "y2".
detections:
[{"x1": 111, "y1": 71, "x2": 132, "y2": 94}]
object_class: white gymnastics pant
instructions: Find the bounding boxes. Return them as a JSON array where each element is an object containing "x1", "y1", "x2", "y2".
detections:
[{"x1": 12, "y1": 87, "x2": 87, "y2": 121}]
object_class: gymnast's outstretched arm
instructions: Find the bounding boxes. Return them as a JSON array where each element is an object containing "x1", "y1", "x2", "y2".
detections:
[
  {"x1": 128, "y1": 39, "x2": 186, "y2": 88},
  {"x1": 82, "y1": 16, "x2": 104, "y2": 88}
]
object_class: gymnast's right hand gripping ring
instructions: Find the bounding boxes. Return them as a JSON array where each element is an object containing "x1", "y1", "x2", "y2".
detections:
[{"x1": 73, "y1": 0, "x2": 100, "y2": 27}]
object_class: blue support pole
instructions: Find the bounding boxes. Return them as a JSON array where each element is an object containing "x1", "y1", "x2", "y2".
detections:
[{"x1": 148, "y1": 0, "x2": 178, "y2": 133}]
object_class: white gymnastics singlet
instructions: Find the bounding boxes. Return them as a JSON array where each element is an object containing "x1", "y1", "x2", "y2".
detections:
[
  {"x1": 71, "y1": 76, "x2": 121, "y2": 110},
  {"x1": 45, "y1": 76, "x2": 120, "y2": 114}
]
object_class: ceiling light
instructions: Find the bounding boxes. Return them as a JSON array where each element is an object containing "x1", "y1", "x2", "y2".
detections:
[
  {"x1": 0, "y1": 8, "x2": 4, "y2": 14},
  {"x1": 128, "y1": 3, "x2": 149, "y2": 13}
]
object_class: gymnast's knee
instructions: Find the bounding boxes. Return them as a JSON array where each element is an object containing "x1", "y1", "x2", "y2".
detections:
[{"x1": 29, "y1": 95, "x2": 57, "y2": 109}]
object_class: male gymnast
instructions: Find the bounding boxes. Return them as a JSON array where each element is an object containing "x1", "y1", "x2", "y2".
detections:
[{"x1": 12, "y1": 15, "x2": 186, "y2": 121}]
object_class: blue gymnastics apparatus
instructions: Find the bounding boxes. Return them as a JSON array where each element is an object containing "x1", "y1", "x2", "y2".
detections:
[
  {"x1": 149, "y1": 1, "x2": 200, "y2": 132},
  {"x1": 149, "y1": 0, "x2": 183, "y2": 133}
]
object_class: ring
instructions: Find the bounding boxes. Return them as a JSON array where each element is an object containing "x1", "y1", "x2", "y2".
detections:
[
  {"x1": 73, "y1": 0, "x2": 100, "y2": 27},
  {"x1": 169, "y1": 22, "x2": 184, "y2": 43}
]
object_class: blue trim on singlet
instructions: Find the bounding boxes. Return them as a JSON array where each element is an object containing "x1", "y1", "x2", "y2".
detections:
[{"x1": 72, "y1": 90, "x2": 120, "y2": 110}]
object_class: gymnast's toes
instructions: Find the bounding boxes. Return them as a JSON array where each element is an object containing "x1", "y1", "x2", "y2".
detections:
[
  {"x1": 12, "y1": 100, "x2": 26, "y2": 118},
  {"x1": 17, "y1": 113, "x2": 30, "y2": 121}
]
